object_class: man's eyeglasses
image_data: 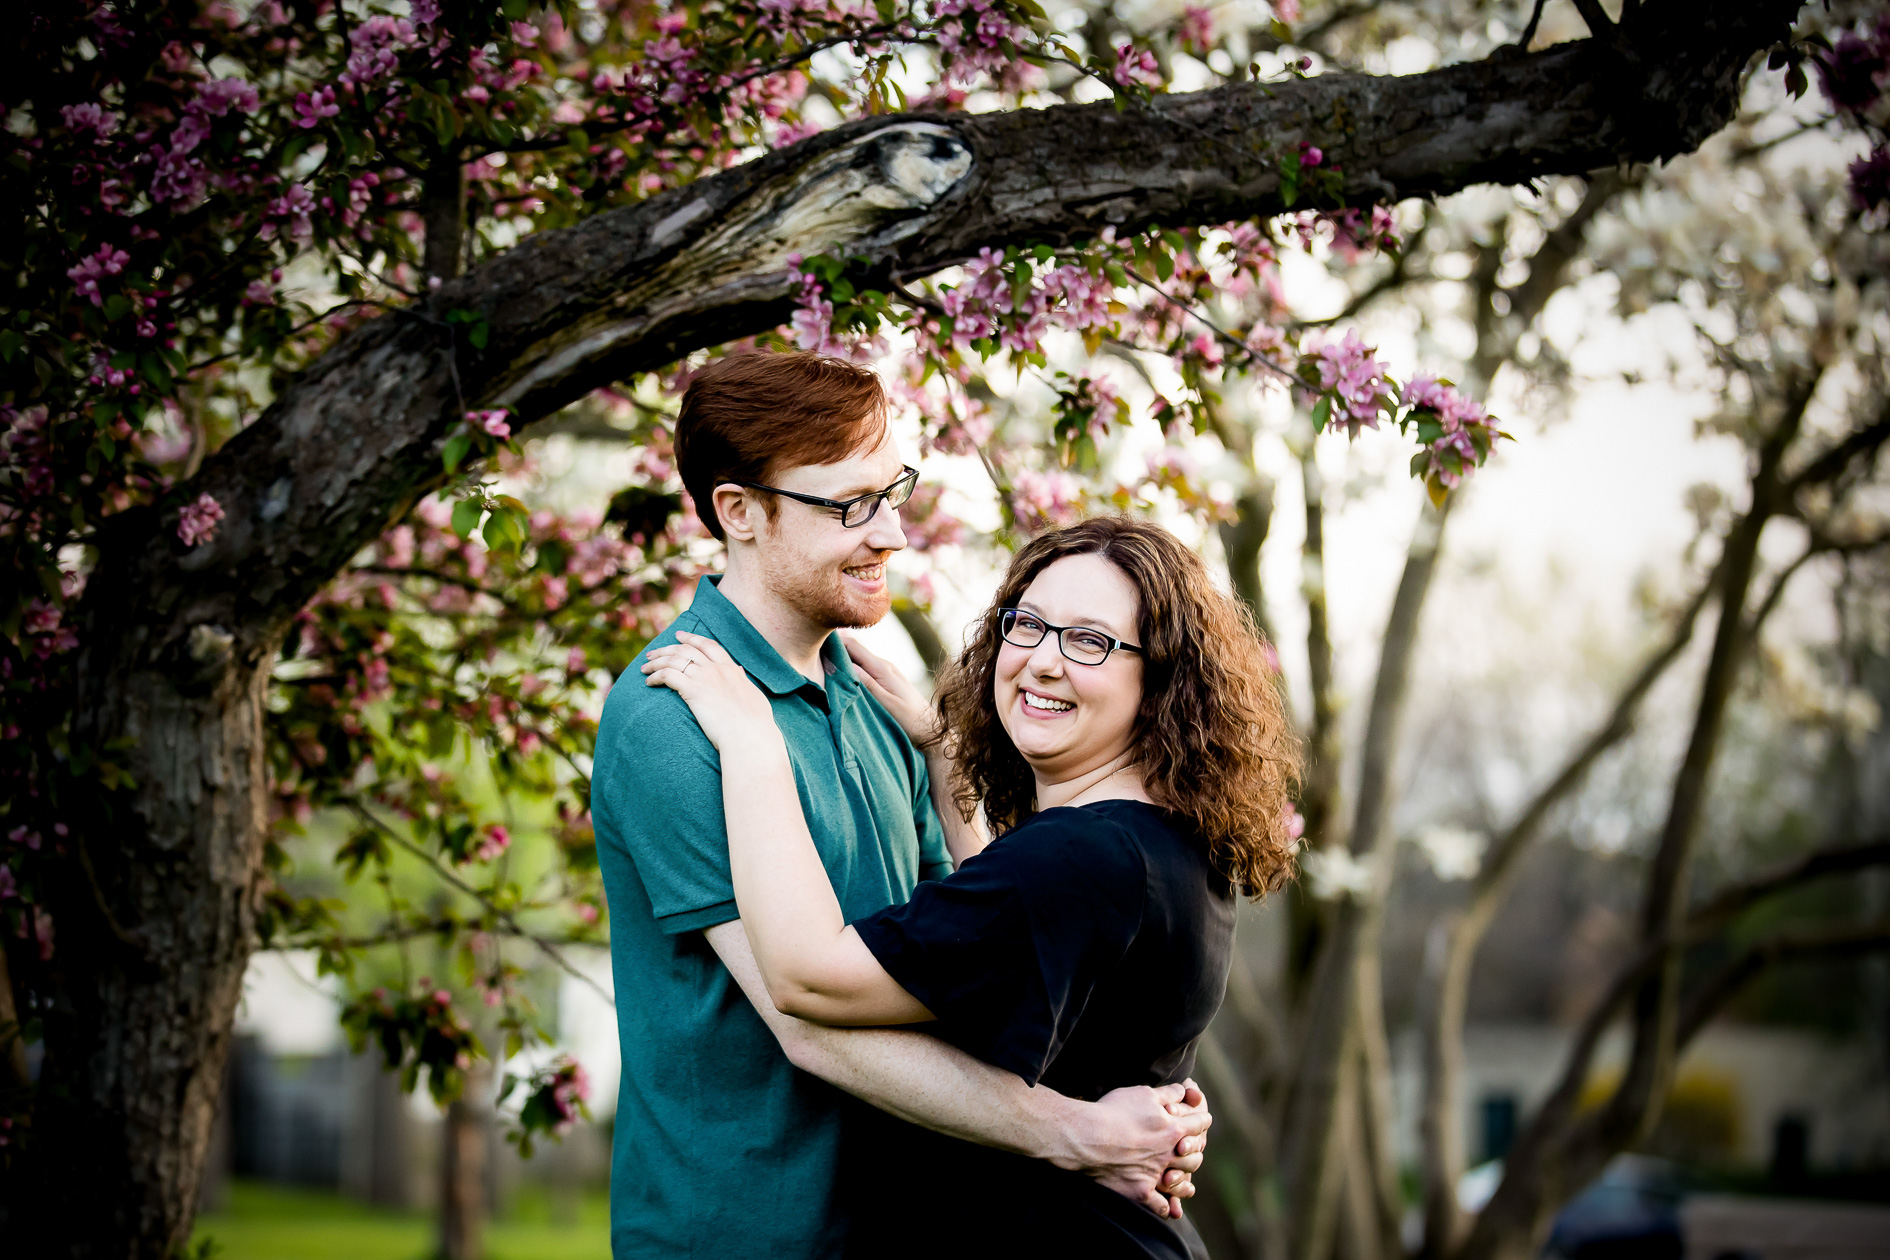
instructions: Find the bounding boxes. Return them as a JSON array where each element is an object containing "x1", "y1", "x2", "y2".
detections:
[
  {"x1": 998, "y1": 608, "x2": 1142, "y2": 666},
  {"x1": 725, "y1": 466, "x2": 920, "y2": 528}
]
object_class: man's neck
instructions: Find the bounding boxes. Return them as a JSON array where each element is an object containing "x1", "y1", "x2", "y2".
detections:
[{"x1": 715, "y1": 563, "x2": 830, "y2": 685}]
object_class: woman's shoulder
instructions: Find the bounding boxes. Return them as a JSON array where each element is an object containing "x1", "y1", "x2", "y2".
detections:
[
  {"x1": 985, "y1": 804, "x2": 1150, "y2": 894},
  {"x1": 1069, "y1": 800, "x2": 1229, "y2": 893}
]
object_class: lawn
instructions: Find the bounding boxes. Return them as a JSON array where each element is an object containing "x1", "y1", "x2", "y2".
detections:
[{"x1": 192, "y1": 1181, "x2": 611, "y2": 1260}]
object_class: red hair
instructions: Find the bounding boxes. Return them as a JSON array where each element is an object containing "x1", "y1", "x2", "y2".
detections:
[{"x1": 674, "y1": 351, "x2": 889, "y2": 541}]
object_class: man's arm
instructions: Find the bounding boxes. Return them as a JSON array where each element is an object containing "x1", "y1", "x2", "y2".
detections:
[{"x1": 706, "y1": 922, "x2": 1207, "y2": 1215}]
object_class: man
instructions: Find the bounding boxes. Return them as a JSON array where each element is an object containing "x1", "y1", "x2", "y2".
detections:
[{"x1": 591, "y1": 351, "x2": 1209, "y2": 1257}]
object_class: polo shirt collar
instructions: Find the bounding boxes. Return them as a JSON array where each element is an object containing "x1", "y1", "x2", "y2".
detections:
[{"x1": 688, "y1": 575, "x2": 861, "y2": 706}]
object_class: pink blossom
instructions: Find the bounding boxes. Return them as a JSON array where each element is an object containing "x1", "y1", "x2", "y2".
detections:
[
  {"x1": 192, "y1": 77, "x2": 260, "y2": 117},
  {"x1": 244, "y1": 278, "x2": 277, "y2": 305},
  {"x1": 410, "y1": 0, "x2": 442, "y2": 27},
  {"x1": 1113, "y1": 44, "x2": 1163, "y2": 89},
  {"x1": 1283, "y1": 802, "x2": 1305, "y2": 841},
  {"x1": 468, "y1": 408, "x2": 512, "y2": 439},
  {"x1": 343, "y1": 17, "x2": 417, "y2": 87},
  {"x1": 0, "y1": 867, "x2": 15, "y2": 900},
  {"x1": 566, "y1": 646, "x2": 589, "y2": 675},
  {"x1": 67, "y1": 244, "x2": 130, "y2": 307},
  {"x1": 1310, "y1": 330, "x2": 1389, "y2": 435},
  {"x1": 262, "y1": 184, "x2": 316, "y2": 240},
  {"x1": 1273, "y1": 0, "x2": 1302, "y2": 22},
  {"x1": 1042, "y1": 264, "x2": 1115, "y2": 332},
  {"x1": 294, "y1": 86, "x2": 339, "y2": 129},
  {"x1": 934, "y1": 0, "x2": 1029, "y2": 86},
  {"x1": 474, "y1": 824, "x2": 511, "y2": 862},
  {"x1": 1186, "y1": 333, "x2": 1225, "y2": 370},
  {"x1": 1178, "y1": 6, "x2": 1216, "y2": 53},
  {"x1": 1145, "y1": 445, "x2": 1198, "y2": 481},
  {"x1": 61, "y1": 102, "x2": 120, "y2": 140},
  {"x1": 1299, "y1": 141, "x2": 1323, "y2": 167},
  {"x1": 150, "y1": 150, "x2": 207, "y2": 205},
  {"x1": 1009, "y1": 469, "x2": 1083, "y2": 531},
  {"x1": 177, "y1": 492, "x2": 225, "y2": 547},
  {"x1": 7, "y1": 827, "x2": 42, "y2": 851}
]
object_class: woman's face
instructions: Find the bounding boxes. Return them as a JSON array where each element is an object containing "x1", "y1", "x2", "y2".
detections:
[{"x1": 994, "y1": 553, "x2": 1145, "y2": 784}]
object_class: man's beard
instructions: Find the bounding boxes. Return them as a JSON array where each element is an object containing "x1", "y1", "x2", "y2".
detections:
[{"x1": 761, "y1": 548, "x2": 891, "y2": 631}]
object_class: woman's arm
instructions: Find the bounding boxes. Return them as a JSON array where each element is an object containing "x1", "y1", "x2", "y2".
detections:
[
  {"x1": 644, "y1": 631, "x2": 935, "y2": 1025},
  {"x1": 842, "y1": 635, "x2": 989, "y2": 866}
]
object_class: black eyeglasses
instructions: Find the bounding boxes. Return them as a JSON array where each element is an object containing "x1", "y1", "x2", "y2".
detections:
[
  {"x1": 725, "y1": 466, "x2": 920, "y2": 528},
  {"x1": 998, "y1": 608, "x2": 1142, "y2": 666}
]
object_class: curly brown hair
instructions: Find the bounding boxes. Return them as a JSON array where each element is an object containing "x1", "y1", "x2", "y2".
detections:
[{"x1": 934, "y1": 515, "x2": 1301, "y2": 896}]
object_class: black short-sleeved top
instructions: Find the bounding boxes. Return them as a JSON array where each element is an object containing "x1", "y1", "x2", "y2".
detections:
[{"x1": 842, "y1": 800, "x2": 1236, "y2": 1260}]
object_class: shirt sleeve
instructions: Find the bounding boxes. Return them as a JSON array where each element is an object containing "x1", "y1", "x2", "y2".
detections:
[
  {"x1": 591, "y1": 636, "x2": 738, "y2": 935},
  {"x1": 850, "y1": 810, "x2": 1146, "y2": 1085}
]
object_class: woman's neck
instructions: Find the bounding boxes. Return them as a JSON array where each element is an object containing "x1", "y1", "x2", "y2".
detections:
[{"x1": 1033, "y1": 750, "x2": 1153, "y2": 813}]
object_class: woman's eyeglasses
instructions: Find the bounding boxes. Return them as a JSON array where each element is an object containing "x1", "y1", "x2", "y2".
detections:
[
  {"x1": 723, "y1": 466, "x2": 920, "y2": 528},
  {"x1": 998, "y1": 608, "x2": 1142, "y2": 666}
]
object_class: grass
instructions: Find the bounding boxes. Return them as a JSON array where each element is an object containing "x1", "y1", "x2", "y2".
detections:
[{"x1": 192, "y1": 1180, "x2": 611, "y2": 1260}]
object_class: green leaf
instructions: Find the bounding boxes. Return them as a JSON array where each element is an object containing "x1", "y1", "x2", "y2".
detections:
[
  {"x1": 467, "y1": 321, "x2": 489, "y2": 350},
  {"x1": 103, "y1": 294, "x2": 132, "y2": 321},
  {"x1": 443, "y1": 433, "x2": 473, "y2": 476},
  {"x1": 1311, "y1": 394, "x2": 1331, "y2": 434},
  {"x1": 451, "y1": 496, "x2": 483, "y2": 537},
  {"x1": 484, "y1": 510, "x2": 514, "y2": 552}
]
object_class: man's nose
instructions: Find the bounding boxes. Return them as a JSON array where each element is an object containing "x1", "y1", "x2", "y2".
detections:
[{"x1": 864, "y1": 499, "x2": 907, "y2": 552}]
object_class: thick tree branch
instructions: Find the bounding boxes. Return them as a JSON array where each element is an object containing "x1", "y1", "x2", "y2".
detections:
[
  {"x1": 83, "y1": 0, "x2": 1798, "y2": 672},
  {"x1": 1676, "y1": 919, "x2": 1890, "y2": 1047}
]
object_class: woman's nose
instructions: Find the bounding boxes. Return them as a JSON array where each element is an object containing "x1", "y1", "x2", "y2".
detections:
[{"x1": 1028, "y1": 638, "x2": 1065, "y2": 676}]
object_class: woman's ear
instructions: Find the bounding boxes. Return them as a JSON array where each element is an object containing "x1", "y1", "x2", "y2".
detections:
[{"x1": 713, "y1": 484, "x2": 759, "y2": 542}]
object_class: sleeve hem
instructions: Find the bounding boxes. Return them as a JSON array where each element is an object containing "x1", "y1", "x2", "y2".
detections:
[{"x1": 656, "y1": 899, "x2": 739, "y2": 936}]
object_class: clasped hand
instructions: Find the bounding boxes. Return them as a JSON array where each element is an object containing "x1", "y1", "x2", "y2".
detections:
[{"x1": 642, "y1": 631, "x2": 779, "y2": 753}]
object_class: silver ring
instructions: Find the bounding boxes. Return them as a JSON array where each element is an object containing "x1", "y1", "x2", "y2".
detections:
[{"x1": 683, "y1": 659, "x2": 693, "y2": 673}]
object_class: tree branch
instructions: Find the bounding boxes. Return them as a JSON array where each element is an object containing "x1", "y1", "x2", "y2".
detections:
[{"x1": 82, "y1": 0, "x2": 1801, "y2": 681}]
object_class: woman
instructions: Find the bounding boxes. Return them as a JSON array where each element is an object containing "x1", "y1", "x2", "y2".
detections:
[{"x1": 643, "y1": 515, "x2": 1300, "y2": 1258}]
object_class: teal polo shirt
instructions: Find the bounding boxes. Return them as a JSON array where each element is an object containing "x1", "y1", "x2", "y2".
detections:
[{"x1": 592, "y1": 574, "x2": 953, "y2": 1259}]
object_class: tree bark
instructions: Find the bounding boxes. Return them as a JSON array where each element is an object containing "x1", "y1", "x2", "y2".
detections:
[
  {"x1": 1221, "y1": 480, "x2": 1280, "y2": 645},
  {"x1": 1288, "y1": 438, "x2": 1343, "y2": 1000},
  {"x1": 29, "y1": 3, "x2": 1803, "y2": 1251},
  {"x1": 438, "y1": 1069, "x2": 491, "y2": 1260}
]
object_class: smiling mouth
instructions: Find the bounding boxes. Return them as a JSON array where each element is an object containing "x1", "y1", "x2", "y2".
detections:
[
  {"x1": 1021, "y1": 691, "x2": 1073, "y2": 713},
  {"x1": 843, "y1": 562, "x2": 886, "y2": 584}
]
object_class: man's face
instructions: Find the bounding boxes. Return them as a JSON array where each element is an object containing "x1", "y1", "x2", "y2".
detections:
[{"x1": 750, "y1": 427, "x2": 910, "y2": 631}]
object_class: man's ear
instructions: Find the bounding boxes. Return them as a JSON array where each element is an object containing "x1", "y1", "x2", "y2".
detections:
[{"x1": 713, "y1": 484, "x2": 761, "y2": 542}]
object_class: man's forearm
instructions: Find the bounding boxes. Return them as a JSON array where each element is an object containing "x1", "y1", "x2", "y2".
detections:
[{"x1": 706, "y1": 920, "x2": 1082, "y2": 1164}]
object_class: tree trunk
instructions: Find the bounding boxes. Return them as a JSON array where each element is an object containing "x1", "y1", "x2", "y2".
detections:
[
  {"x1": 438, "y1": 1071, "x2": 491, "y2": 1260},
  {"x1": 1279, "y1": 496, "x2": 1453, "y2": 1260},
  {"x1": 1416, "y1": 573, "x2": 1714, "y2": 1259},
  {"x1": 1455, "y1": 378, "x2": 1817, "y2": 1260},
  {"x1": 1288, "y1": 438, "x2": 1343, "y2": 999},
  {"x1": 17, "y1": 634, "x2": 272, "y2": 1256},
  {"x1": 1220, "y1": 480, "x2": 1280, "y2": 645}
]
